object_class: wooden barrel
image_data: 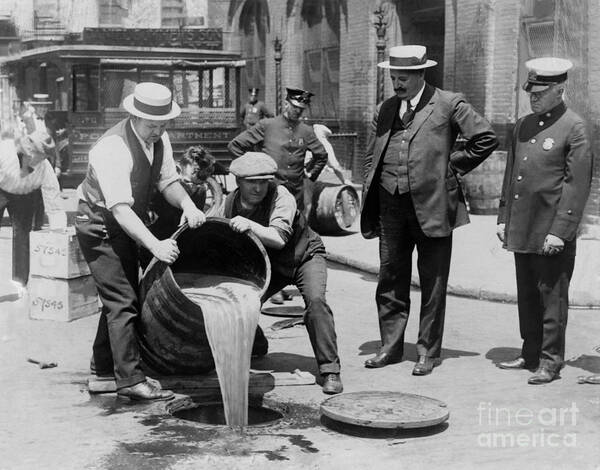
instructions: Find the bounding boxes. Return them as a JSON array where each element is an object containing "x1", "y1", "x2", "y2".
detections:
[
  {"x1": 462, "y1": 150, "x2": 507, "y2": 215},
  {"x1": 138, "y1": 218, "x2": 270, "y2": 375},
  {"x1": 309, "y1": 182, "x2": 360, "y2": 235}
]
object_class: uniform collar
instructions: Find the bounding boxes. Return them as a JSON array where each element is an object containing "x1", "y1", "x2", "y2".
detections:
[{"x1": 518, "y1": 101, "x2": 567, "y2": 142}]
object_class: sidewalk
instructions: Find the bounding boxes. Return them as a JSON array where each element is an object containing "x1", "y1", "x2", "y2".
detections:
[
  {"x1": 321, "y1": 212, "x2": 600, "y2": 309},
  {"x1": 1, "y1": 188, "x2": 598, "y2": 307}
]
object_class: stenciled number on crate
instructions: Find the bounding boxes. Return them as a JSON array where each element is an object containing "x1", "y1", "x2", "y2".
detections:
[
  {"x1": 31, "y1": 297, "x2": 64, "y2": 312},
  {"x1": 33, "y1": 244, "x2": 67, "y2": 257}
]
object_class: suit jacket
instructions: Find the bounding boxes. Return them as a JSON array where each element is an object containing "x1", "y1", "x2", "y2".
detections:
[
  {"x1": 360, "y1": 84, "x2": 499, "y2": 238},
  {"x1": 497, "y1": 103, "x2": 592, "y2": 253},
  {"x1": 228, "y1": 115, "x2": 328, "y2": 199}
]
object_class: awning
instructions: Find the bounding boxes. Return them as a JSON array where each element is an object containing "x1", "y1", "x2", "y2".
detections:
[{"x1": 99, "y1": 58, "x2": 246, "y2": 68}]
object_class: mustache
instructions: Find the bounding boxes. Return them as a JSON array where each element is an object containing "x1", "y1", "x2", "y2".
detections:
[{"x1": 394, "y1": 87, "x2": 406, "y2": 93}]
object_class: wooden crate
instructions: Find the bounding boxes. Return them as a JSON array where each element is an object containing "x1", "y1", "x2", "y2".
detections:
[
  {"x1": 29, "y1": 227, "x2": 90, "y2": 279},
  {"x1": 29, "y1": 275, "x2": 99, "y2": 322}
]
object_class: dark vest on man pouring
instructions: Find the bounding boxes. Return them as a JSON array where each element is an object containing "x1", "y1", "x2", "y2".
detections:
[{"x1": 79, "y1": 118, "x2": 164, "y2": 235}]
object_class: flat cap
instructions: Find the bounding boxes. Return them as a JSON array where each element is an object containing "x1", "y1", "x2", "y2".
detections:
[
  {"x1": 230, "y1": 152, "x2": 277, "y2": 179},
  {"x1": 523, "y1": 57, "x2": 573, "y2": 92}
]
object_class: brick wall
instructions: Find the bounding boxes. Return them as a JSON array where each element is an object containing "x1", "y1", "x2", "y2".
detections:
[{"x1": 582, "y1": 0, "x2": 600, "y2": 237}]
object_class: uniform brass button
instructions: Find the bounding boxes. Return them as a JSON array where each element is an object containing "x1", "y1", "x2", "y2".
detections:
[
  {"x1": 530, "y1": 139, "x2": 536, "y2": 143},
  {"x1": 514, "y1": 194, "x2": 519, "y2": 199},
  {"x1": 523, "y1": 156, "x2": 528, "y2": 161},
  {"x1": 517, "y1": 175, "x2": 523, "y2": 181},
  {"x1": 546, "y1": 112, "x2": 551, "y2": 117},
  {"x1": 539, "y1": 121, "x2": 544, "y2": 126},
  {"x1": 567, "y1": 209, "x2": 573, "y2": 215}
]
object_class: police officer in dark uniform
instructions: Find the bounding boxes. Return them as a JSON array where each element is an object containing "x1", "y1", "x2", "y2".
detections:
[
  {"x1": 228, "y1": 87, "x2": 328, "y2": 212},
  {"x1": 240, "y1": 88, "x2": 273, "y2": 130},
  {"x1": 497, "y1": 58, "x2": 592, "y2": 384}
]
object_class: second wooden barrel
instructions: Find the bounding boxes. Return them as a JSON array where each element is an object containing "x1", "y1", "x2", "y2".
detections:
[
  {"x1": 309, "y1": 182, "x2": 360, "y2": 235},
  {"x1": 462, "y1": 150, "x2": 507, "y2": 215},
  {"x1": 137, "y1": 218, "x2": 271, "y2": 376}
]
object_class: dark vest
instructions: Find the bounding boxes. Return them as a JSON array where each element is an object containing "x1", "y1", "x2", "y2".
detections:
[
  {"x1": 80, "y1": 118, "x2": 164, "y2": 233},
  {"x1": 223, "y1": 182, "x2": 324, "y2": 278},
  {"x1": 380, "y1": 106, "x2": 410, "y2": 195}
]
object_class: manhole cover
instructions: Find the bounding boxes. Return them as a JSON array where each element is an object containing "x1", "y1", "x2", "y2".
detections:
[
  {"x1": 320, "y1": 391, "x2": 449, "y2": 429},
  {"x1": 261, "y1": 305, "x2": 305, "y2": 317}
]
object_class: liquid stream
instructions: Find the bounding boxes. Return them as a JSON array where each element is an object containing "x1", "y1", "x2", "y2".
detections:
[{"x1": 174, "y1": 273, "x2": 261, "y2": 427}]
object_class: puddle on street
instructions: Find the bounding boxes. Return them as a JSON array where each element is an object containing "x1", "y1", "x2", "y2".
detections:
[{"x1": 92, "y1": 396, "x2": 325, "y2": 468}]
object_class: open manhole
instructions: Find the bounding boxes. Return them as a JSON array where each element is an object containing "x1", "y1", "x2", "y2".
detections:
[{"x1": 171, "y1": 402, "x2": 283, "y2": 427}]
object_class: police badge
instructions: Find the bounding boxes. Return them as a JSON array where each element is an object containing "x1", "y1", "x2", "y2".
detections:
[{"x1": 542, "y1": 138, "x2": 554, "y2": 151}]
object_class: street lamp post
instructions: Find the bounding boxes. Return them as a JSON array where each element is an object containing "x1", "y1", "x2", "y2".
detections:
[
  {"x1": 273, "y1": 36, "x2": 282, "y2": 114},
  {"x1": 373, "y1": 5, "x2": 388, "y2": 105}
]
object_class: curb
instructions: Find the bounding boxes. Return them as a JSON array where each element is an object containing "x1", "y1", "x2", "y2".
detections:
[{"x1": 326, "y1": 249, "x2": 599, "y2": 308}]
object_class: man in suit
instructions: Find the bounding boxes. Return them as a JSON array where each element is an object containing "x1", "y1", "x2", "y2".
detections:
[
  {"x1": 497, "y1": 58, "x2": 592, "y2": 384},
  {"x1": 240, "y1": 88, "x2": 273, "y2": 130},
  {"x1": 361, "y1": 45, "x2": 498, "y2": 375}
]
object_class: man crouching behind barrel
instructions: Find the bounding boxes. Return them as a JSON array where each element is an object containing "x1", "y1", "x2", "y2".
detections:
[
  {"x1": 75, "y1": 82, "x2": 206, "y2": 401},
  {"x1": 213, "y1": 151, "x2": 343, "y2": 394}
]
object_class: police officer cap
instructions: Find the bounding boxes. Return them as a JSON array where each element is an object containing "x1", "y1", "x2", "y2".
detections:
[
  {"x1": 285, "y1": 87, "x2": 314, "y2": 108},
  {"x1": 523, "y1": 57, "x2": 573, "y2": 92},
  {"x1": 230, "y1": 152, "x2": 277, "y2": 179}
]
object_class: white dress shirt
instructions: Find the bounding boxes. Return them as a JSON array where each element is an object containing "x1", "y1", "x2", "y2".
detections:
[
  {"x1": 399, "y1": 83, "x2": 426, "y2": 117},
  {"x1": 0, "y1": 138, "x2": 63, "y2": 215}
]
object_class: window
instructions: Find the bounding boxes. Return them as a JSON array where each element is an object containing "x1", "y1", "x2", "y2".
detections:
[{"x1": 72, "y1": 65, "x2": 99, "y2": 111}]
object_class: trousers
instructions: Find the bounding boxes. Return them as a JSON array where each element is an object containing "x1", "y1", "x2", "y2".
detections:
[
  {"x1": 376, "y1": 188, "x2": 452, "y2": 358},
  {"x1": 514, "y1": 241, "x2": 576, "y2": 371},
  {"x1": 258, "y1": 254, "x2": 341, "y2": 375},
  {"x1": 0, "y1": 188, "x2": 42, "y2": 285},
  {"x1": 75, "y1": 201, "x2": 146, "y2": 389}
]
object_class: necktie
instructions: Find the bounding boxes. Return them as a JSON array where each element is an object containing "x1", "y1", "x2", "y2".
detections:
[{"x1": 401, "y1": 100, "x2": 414, "y2": 127}]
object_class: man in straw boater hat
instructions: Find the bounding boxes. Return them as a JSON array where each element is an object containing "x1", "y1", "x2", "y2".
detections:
[
  {"x1": 75, "y1": 82, "x2": 206, "y2": 401},
  {"x1": 241, "y1": 87, "x2": 273, "y2": 130},
  {"x1": 214, "y1": 151, "x2": 343, "y2": 394},
  {"x1": 360, "y1": 45, "x2": 499, "y2": 374},
  {"x1": 497, "y1": 57, "x2": 592, "y2": 384}
]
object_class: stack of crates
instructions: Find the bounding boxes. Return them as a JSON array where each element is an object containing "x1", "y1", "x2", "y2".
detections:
[{"x1": 29, "y1": 227, "x2": 100, "y2": 321}]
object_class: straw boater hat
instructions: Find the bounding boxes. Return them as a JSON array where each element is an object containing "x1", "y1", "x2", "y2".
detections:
[
  {"x1": 123, "y1": 82, "x2": 181, "y2": 120},
  {"x1": 522, "y1": 57, "x2": 573, "y2": 93},
  {"x1": 229, "y1": 152, "x2": 277, "y2": 180},
  {"x1": 378, "y1": 45, "x2": 437, "y2": 70}
]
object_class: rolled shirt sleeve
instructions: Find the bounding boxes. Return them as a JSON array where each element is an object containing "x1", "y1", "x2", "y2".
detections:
[{"x1": 269, "y1": 185, "x2": 296, "y2": 244}]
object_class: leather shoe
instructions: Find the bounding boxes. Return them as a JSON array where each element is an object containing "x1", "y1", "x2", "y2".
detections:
[
  {"x1": 577, "y1": 374, "x2": 600, "y2": 384},
  {"x1": 528, "y1": 367, "x2": 558, "y2": 385},
  {"x1": 364, "y1": 351, "x2": 400, "y2": 368},
  {"x1": 498, "y1": 357, "x2": 538, "y2": 370},
  {"x1": 322, "y1": 373, "x2": 343, "y2": 394},
  {"x1": 412, "y1": 356, "x2": 441, "y2": 376},
  {"x1": 117, "y1": 380, "x2": 174, "y2": 401}
]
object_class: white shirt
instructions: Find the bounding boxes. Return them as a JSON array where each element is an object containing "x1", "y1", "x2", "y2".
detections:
[
  {"x1": 0, "y1": 138, "x2": 63, "y2": 214},
  {"x1": 399, "y1": 83, "x2": 426, "y2": 117},
  {"x1": 77, "y1": 122, "x2": 179, "y2": 210},
  {"x1": 305, "y1": 124, "x2": 343, "y2": 172}
]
